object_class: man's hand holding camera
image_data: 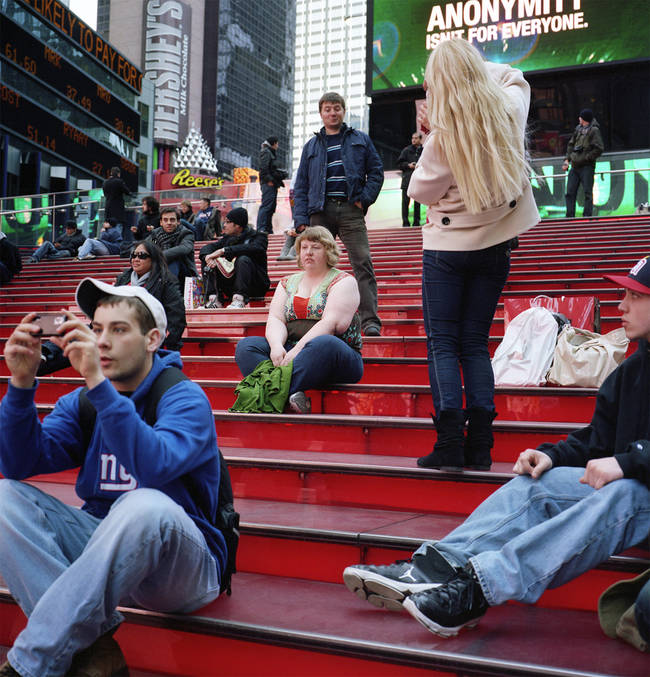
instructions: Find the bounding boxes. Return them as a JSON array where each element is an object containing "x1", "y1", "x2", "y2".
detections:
[
  {"x1": 4, "y1": 313, "x2": 43, "y2": 389},
  {"x1": 5, "y1": 311, "x2": 105, "y2": 391}
]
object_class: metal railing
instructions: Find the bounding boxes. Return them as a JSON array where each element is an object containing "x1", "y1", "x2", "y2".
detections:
[{"x1": 2, "y1": 159, "x2": 649, "y2": 246}]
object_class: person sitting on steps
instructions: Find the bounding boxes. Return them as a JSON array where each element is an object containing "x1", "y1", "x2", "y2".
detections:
[
  {"x1": 77, "y1": 218, "x2": 122, "y2": 260},
  {"x1": 234, "y1": 226, "x2": 364, "y2": 414},
  {"x1": 199, "y1": 207, "x2": 270, "y2": 309},
  {"x1": 343, "y1": 256, "x2": 650, "y2": 643}
]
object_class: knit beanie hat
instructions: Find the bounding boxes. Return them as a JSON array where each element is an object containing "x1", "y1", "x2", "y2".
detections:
[
  {"x1": 579, "y1": 108, "x2": 594, "y2": 123},
  {"x1": 226, "y1": 207, "x2": 248, "y2": 228}
]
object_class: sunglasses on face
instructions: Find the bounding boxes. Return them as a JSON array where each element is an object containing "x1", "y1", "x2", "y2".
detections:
[{"x1": 130, "y1": 252, "x2": 151, "y2": 260}]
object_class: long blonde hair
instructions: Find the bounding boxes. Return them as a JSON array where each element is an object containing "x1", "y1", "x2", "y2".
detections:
[{"x1": 424, "y1": 39, "x2": 529, "y2": 214}]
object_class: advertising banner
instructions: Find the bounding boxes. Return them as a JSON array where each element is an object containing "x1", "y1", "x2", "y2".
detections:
[
  {"x1": 144, "y1": 0, "x2": 192, "y2": 146},
  {"x1": 369, "y1": 0, "x2": 650, "y2": 93}
]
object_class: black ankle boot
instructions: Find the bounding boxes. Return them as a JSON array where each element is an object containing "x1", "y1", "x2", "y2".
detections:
[
  {"x1": 417, "y1": 409, "x2": 465, "y2": 470},
  {"x1": 464, "y1": 408, "x2": 497, "y2": 470}
]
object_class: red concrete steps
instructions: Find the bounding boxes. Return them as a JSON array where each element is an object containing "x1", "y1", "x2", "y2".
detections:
[
  {"x1": 2, "y1": 375, "x2": 597, "y2": 421},
  {"x1": 4, "y1": 575, "x2": 649, "y2": 677},
  {"x1": 10, "y1": 481, "x2": 648, "y2": 614}
]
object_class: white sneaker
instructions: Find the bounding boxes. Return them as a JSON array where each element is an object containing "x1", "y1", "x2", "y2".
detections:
[{"x1": 227, "y1": 294, "x2": 246, "y2": 309}]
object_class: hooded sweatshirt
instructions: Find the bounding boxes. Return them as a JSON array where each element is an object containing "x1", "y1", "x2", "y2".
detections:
[
  {"x1": 0, "y1": 351, "x2": 226, "y2": 571},
  {"x1": 539, "y1": 340, "x2": 650, "y2": 488}
]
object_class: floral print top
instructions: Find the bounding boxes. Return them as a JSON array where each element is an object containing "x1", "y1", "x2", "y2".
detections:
[{"x1": 281, "y1": 267, "x2": 362, "y2": 352}]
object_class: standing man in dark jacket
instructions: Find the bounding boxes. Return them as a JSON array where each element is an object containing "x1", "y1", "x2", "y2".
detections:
[
  {"x1": 343, "y1": 256, "x2": 650, "y2": 641},
  {"x1": 563, "y1": 109, "x2": 604, "y2": 217},
  {"x1": 28, "y1": 220, "x2": 86, "y2": 262},
  {"x1": 102, "y1": 167, "x2": 131, "y2": 233},
  {"x1": 293, "y1": 92, "x2": 384, "y2": 336},
  {"x1": 147, "y1": 207, "x2": 197, "y2": 293},
  {"x1": 397, "y1": 133, "x2": 423, "y2": 227},
  {"x1": 200, "y1": 207, "x2": 270, "y2": 309},
  {"x1": 256, "y1": 136, "x2": 288, "y2": 234}
]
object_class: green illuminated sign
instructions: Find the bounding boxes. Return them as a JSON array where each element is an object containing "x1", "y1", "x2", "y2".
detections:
[{"x1": 370, "y1": 0, "x2": 650, "y2": 93}]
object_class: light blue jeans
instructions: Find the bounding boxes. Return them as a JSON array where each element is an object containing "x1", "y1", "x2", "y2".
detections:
[
  {"x1": 31, "y1": 241, "x2": 72, "y2": 261},
  {"x1": 415, "y1": 467, "x2": 650, "y2": 606},
  {"x1": 0, "y1": 481, "x2": 220, "y2": 677},
  {"x1": 77, "y1": 238, "x2": 110, "y2": 257}
]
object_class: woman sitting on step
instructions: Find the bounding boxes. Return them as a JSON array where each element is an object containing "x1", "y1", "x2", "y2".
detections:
[
  {"x1": 409, "y1": 39, "x2": 539, "y2": 470},
  {"x1": 235, "y1": 226, "x2": 363, "y2": 414},
  {"x1": 115, "y1": 240, "x2": 186, "y2": 352}
]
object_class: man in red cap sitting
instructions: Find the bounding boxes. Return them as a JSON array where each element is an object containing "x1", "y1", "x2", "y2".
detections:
[{"x1": 343, "y1": 256, "x2": 650, "y2": 642}]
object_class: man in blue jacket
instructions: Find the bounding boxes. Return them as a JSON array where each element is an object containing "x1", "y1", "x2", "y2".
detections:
[
  {"x1": 293, "y1": 92, "x2": 384, "y2": 336},
  {"x1": 0, "y1": 280, "x2": 226, "y2": 677},
  {"x1": 344, "y1": 256, "x2": 650, "y2": 641}
]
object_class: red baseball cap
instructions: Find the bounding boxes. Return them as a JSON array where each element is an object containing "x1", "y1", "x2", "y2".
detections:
[{"x1": 604, "y1": 256, "x2": 650, "y2": 294}]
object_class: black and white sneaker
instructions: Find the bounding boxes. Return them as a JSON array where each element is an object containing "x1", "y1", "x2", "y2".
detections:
[
  {"x1": 403, "y1": 563, "x2": 489, "y2": 637},
  {"x1": 343, "y1": 545, "x2": 457, "y2": 611}
]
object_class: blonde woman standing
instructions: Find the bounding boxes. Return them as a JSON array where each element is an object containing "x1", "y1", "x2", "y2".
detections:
[{"x1": 409, "y1": 39, "x2": 539, "y2": 471}]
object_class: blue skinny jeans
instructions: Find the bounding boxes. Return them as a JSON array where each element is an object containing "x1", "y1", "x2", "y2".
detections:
[{"x1": 422, "y1": 242, "x2": 511, "y2": 415}]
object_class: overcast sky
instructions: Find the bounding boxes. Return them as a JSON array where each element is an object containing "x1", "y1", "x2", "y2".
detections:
[{"x1": 69, "y1": 0, "x2": 97, "y2": 29}]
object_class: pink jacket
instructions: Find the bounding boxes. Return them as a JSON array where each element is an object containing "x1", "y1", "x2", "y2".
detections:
[{"x1": 408, "y1": 62, "x2": 539, "y2": 252}]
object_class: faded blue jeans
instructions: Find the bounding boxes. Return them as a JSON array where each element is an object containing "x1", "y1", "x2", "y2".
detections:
[
  {"x1": 77, "y1": 238, "x2": 110, "y2": 258},
  {"x1": 0, "y1": 481, "x2": 220, "y2": 677},
  {"x1": 422, "y1": 242, "x2": 511, "y2": 415},
  {"x1": 415, "y1": 468, "x2": 650, "y2": 606},
  {"x1": 30, "y1": 241, "x2": 72, "y2": 262},
  {"x1": 235, "y1": 334, "x2": 363, "y2": 394}
]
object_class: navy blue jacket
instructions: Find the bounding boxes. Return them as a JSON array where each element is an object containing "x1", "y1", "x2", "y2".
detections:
[
  {"x1": 293, "y1": 123, "x2": 384, "y2": 226},
  {"x1": 539, "y1": 340, "x2": 650, "y2": 489}
]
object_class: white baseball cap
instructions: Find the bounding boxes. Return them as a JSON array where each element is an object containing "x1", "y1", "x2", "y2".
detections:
[{"x1": 75, "y1": 277, "x2": 167, "y2": 347}]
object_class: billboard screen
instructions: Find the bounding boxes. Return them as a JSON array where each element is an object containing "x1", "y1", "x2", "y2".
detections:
[{"x1": 369, "y1": 0, "x2": 650, "y2": 93}]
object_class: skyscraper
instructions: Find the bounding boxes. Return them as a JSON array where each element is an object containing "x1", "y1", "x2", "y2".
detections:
[
  {"x1": 89, "y1": 0, "x2": 297, "y2": 180},
  {"x1": 292, "y1": 0, "x2": 368, "y2": 173},
  {"x1": 215, "y1": 0, "x2": 296, "y2": 177}
]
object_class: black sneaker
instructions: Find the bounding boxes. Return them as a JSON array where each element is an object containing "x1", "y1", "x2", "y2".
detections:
[
  {"x1": 343, "y1": 545, "x2": 457, "y2": 611},
  {"x1": 403, "y1": 563, "x2": 489, "y2": 637}
]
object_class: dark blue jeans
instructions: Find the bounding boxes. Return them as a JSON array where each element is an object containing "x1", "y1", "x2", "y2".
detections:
[
  {"x1": 181, "y1": 218, "x2": 205, "y2": 241},
  {"x1": 235, "y1": 334, "x2": 363, "y2": 394},
  {"x1": 256, "y1": 183, "x2": 278, "y2": 233},
  {"x1": 422, "y1": 242, "x2": 511, "y2": 415},
  {"x1": 565, "y1": 164, "x2": 595, "y2": 217}
]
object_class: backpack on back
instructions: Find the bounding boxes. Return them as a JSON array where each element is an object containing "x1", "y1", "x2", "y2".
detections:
[{"x1": 78, "y1": 367, "x2": 239, "y2": 595}]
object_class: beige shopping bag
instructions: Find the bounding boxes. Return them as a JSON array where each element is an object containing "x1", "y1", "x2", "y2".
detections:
[{"x1": 547, "y1": 326, "x2": 629, "y2": 388}]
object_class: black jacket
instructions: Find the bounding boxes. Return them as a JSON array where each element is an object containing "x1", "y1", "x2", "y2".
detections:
[
  {"x1": 147, "y1": 225, "x2": 197, "y2": 277},
  {"x1": 55, "y1": 229, "x2": 86, "y2": 256},
  {"x1": 259, "y1": 142, "x2": 288, "y2": 188},
  {"x1": 200, "y1": 227, "x2": 269, "y2": 279},
  {"x1": 115, "y1": 269, "x2": 187, "y2": 351},
  {"x1": 133, "y1": 211, "x2": 161, "y2": 241},
  {"x1": 565, "y1": 120, "x2": 604, "y2": 169},
  {"x1": 539, "y1": 340, "x2": 650, "y2": 488},
  {"x1": 397, "y1": 143, "x2": 423, "y2": 189},
  {"x1": 102, "y1": 176, "x2": 131, "y2": 223},
  {"x1": 0, "y1": 237, "x2": 21, "y2": 285}
]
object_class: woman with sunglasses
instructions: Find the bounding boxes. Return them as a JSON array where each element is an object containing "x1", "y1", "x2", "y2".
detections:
[{"x1": 115, "y1": 241, "x2": 187, "y2": 351}]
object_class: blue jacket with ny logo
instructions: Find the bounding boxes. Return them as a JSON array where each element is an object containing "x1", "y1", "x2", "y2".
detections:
[{"x1": 293, "y1": 123, "x2": 384, "y2": 227}]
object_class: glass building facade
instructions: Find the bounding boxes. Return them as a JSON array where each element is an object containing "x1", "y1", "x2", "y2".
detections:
[{"x1": 215, "y1": 0, "x2": 296, "y2": 177}]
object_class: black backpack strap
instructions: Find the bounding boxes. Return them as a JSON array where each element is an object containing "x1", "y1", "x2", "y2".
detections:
[{"x1": 78, "y1": 366, "x2": 239, "y2": 594}]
